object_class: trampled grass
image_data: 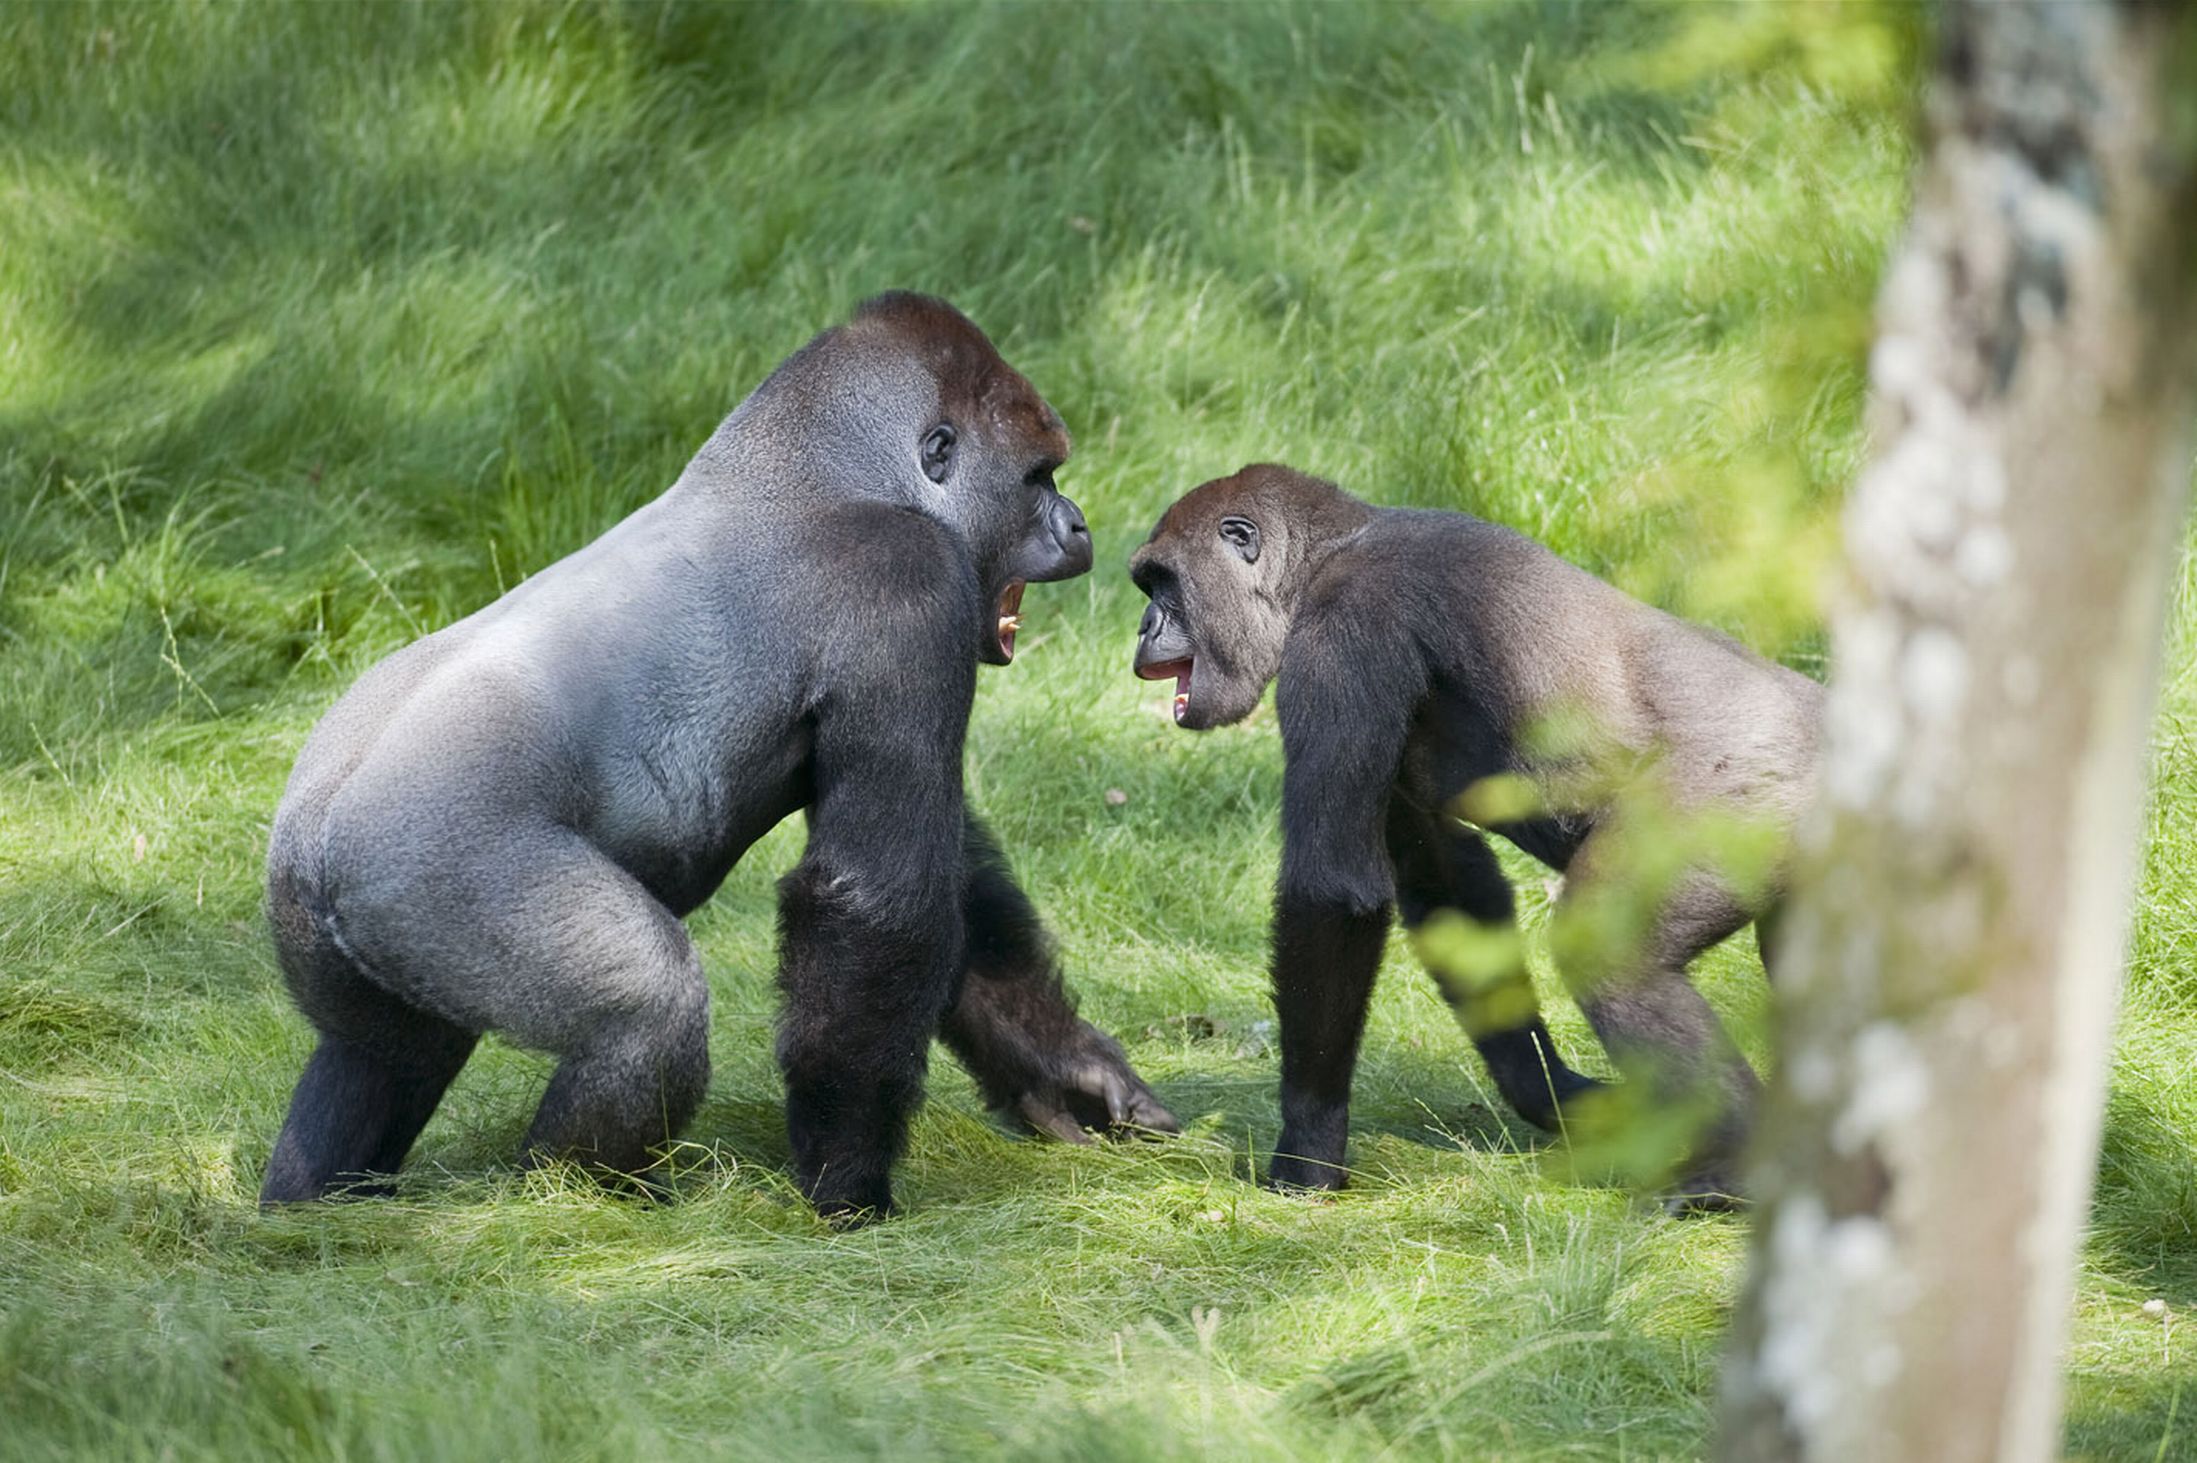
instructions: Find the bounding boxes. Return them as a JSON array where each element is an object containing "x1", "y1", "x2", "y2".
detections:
[{"x1": 0, "y1": 3, "x2": 2187, "y2": 1458}]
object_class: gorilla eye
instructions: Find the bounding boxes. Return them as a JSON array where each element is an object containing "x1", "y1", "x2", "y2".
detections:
[
  {"x1": 1218, "y1": 515, "x2": 1260, "y2": 564},
  {"x1": 921, "y1": 424, "x2": 956, "y2": 484}
]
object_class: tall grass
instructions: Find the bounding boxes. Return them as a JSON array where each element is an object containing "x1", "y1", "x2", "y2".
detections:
[{"x1": 0, "y1": 3, "x2": 2185, "y2": 1458}]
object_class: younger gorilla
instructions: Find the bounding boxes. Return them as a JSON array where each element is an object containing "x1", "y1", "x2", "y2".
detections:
[
  {"x1": 1129, "y1": 465, "x2": 1821, "y2": 1204},
  {"x1": 261, "y1": 292, "x2": 1174, "y2": 1219}
]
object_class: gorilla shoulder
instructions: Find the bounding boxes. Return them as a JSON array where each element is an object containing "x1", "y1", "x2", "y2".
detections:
[{"x1": 793, "y1": 501, "x2": 987, "y2": 679}]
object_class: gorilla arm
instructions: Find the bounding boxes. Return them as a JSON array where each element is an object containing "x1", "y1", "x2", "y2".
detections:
[
  {"x1": 939, "y1": 817, "x2": 1178, "y2": 1140},
  {"x1": 773, "y1": 507, "x2": 991, "y2": 1217},
  {"x1": 1264, "y1": 609, "x2": 1427, "y2": 1189}
]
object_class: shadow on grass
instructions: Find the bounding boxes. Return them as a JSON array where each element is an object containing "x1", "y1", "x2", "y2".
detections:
[
  {"x1": 2090, "y1": 1090, "x2": 2197, "y2": 1310},
  {"x1": 2065, "y1": 1377, "x2": 2187, "y2": 1463}
]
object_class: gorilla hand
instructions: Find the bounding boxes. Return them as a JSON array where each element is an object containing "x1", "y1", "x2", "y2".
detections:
[
  {"x1": 1010, "y1": 1021, "x2": 1180, "y2": 1144},
  {"x1": 944, "y1": 818, "x2": 1178, "y2": 1143}
]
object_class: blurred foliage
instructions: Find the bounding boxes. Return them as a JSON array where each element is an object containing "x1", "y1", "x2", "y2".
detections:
[{"x1": 1590, "y1": 0, "x2": 1929, "y2": 664}]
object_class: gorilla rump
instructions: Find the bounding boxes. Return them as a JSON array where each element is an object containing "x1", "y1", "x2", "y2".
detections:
[
  {"x1": 1130, "y1": 464, "x2": 1821, "y2": 1206},
  {"x1": 260, "y1": 292, "x2": 1174, "y2": 1219}
]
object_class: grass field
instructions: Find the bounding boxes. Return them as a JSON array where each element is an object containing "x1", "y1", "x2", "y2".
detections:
[{"x1": 1, "y1": 3, "x2": 2190, "y2": 1458}]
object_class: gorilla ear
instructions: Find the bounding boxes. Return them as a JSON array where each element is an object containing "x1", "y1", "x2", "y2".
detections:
[
  {"x1": 1218, "y1": 515, "x2": 1260, "y2": 564},
  {"x1": 921, "y1": 424, "x2": 956, "y2": 484}
]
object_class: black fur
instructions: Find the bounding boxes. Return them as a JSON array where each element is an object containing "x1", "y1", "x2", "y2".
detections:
[
  {"x1": 1131, "y1": 464, "x2": 1821, "y2": 1198},
  {"x1": 939, "y1": 822, "x2": 1177, "y2": 1141},
  {"x1": 260, "y1": 293, "x2": 1173, "y2": 1217}
]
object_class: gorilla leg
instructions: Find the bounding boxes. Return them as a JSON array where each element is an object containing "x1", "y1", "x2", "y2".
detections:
[
  {"x1": 316, "y1": 832, "x2": 713, "y2": 1187},
  {"x1": 1552, "y1": 830, "x2": 1761, "y2": 1201},
  {"x1": 509, "y1": 878, "x2": 711, "y2": 1181},
  {"x1": 938, "y1": 816, "x2": 1177, "y2": 1141},
  {"x1": 775, "y1": 677, "x2": 972, "y2": 1220},
  {"x1": 518, "y1": 982, "x2": 710, "y2": 1184},
  {"x1": 1385, "y1": 804, "x2": 1600, "y2": 1132},
  {"x1": 261, "y1": 878, "x2": 478, "y2": 1203},
  {"x1": 261, "y1": 980, "x2": 476, "y2": 1203}
]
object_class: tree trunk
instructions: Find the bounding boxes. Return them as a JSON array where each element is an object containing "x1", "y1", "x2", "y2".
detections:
[{"x1": 1718, "y1": 4, "x2": 2197, "y2": 1461}]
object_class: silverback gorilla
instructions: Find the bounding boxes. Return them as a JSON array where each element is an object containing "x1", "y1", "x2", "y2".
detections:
[
  {"x1": 262, "y1": 292, "x2": 1175, "y2": 1219},
  {"x1": 1129, "y1": 464, "x2": 1821, "y2": 1205}
]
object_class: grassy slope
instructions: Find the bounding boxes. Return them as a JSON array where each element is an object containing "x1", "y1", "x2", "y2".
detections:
[{"x1": 0, "y1": 2, "x2": 2186, "y2": 1457}]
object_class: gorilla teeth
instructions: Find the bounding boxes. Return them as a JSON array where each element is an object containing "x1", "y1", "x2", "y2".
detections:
[{"x1": 995, "y1": 581, "x2": 1027, "y2": 656}]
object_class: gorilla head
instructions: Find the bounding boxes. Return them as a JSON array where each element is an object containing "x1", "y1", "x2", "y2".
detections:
[
  {"x1": 1127, "y1": 463, "x2": 1372, "y2": 727},
  {"x1": 811, "y1": 292, "x2": 1091, "y2": 665}
]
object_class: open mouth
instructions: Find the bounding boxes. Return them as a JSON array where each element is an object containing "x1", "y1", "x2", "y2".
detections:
[
  {"x1": 1136, "y1": 657, "x2": 1193, "y2": 723},
  {"x1": 995, "y1": 581, "x2": 1026, "y2": 661}
]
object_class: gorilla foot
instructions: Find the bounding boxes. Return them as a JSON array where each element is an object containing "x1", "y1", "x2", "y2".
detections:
[
  {"x1": 1661, "y1": 1168, "x2": 1747, "y2": 1217},
  {"x1": 1473, "y1": 1019, "x2": 1606, "y2": 1134},
  {"x1": 517, "y1": 1149, "x2": 679, "y2": 1203},
  {"x1": 803, "y1": 1175, "x2": 896, "y2": 1225},
  {"x1": 1009, "y1": 1029, "x2": 1180, "y2": 1143},
  {"x1": 815, "y1": 1196, "x2": 896, "y2": 1229},
  {"x1": 1263, "y1": 1152, "x2": 1350, "y2": 1194},
  {"x1": 259, "y1": 1172, "x2": 399, "y2": 1206},
  {"x1": 1511, "y1": 1070, "x2": 1609, "y2": 1135}
]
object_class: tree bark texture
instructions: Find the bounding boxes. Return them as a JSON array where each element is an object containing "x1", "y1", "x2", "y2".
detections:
[{"x1": 1718, "y1": 3, "x2": 2197, "y2": 1461}]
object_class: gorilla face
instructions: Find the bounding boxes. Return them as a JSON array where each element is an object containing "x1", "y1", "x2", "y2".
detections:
[
  {"x1": 847, "y1": 292, "x2": 1091, "y2": 666},
  {"x1": 920, "y1": 418, "x2": 1091, "y2": 666},
  {"x1": 1127, "y1": 470, "x2": 1297, "y2": 730}
]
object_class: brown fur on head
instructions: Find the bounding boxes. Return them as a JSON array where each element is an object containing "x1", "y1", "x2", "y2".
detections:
[
  {"x1": 849, "y1": 292, "x2": 1070, "y2": 467},
  {"x1": 1129, "y1": 464, "x2": 1375, "y2": 728}
]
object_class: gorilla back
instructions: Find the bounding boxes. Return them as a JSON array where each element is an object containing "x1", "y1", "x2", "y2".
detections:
[{"x1": 261, "y1": 293, "x2": 1172, "y2": 1218}]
